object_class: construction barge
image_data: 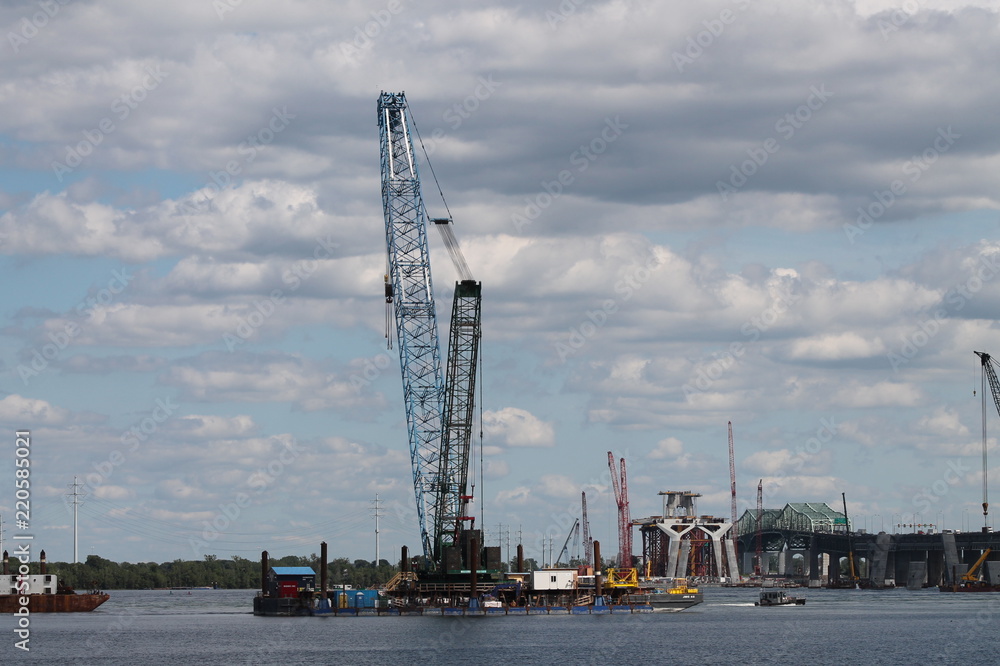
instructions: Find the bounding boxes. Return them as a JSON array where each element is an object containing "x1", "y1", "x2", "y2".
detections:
[
  {"x1": 1, "y1": 550, "x2": 109, "y2": 613},
  {"x1": 253, "y1": 541, "x2": 702, "y2": 617}
]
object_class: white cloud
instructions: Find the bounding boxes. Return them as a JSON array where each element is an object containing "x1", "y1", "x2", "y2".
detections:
[
  {"x1": 0, "y1": 395, "x2": 71, "y2": 425},
  {"x1": 649, "y1": 437, "x2": 684, "y2": 460},
  {"x1": 482, "y1": 407, "x2": 555, "y2": 447}
]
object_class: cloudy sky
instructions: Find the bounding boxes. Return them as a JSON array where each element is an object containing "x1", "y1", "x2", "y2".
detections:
[{"x1": 3, "y1": 0, "x2": 1000, "y2": 567}]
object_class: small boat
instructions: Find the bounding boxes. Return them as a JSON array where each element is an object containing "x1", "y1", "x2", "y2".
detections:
[{"x1": 755, "y1": 590, "x2": 805, "y2": 606}]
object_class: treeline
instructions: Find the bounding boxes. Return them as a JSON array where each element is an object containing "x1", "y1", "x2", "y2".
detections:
[{"x1": 15, "y1": 554, "x2": 401, "y2": 591}]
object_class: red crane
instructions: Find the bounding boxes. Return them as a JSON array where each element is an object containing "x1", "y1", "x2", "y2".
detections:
[
  {"x1": 582, "y1": 491, "x2": 593, "y2": 565},
  {"x1": 608, "y1": 452, "x2": 632, "y2": 569}
]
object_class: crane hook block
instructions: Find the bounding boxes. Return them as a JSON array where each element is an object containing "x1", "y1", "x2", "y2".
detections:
[{"x1": 384, "y1": 274, "x2": 394, "y2": 303}]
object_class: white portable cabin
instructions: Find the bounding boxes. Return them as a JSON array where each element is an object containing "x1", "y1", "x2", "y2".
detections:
[
  {"x1": 531, "y1": 569, "x2": 577, "y2": 591},
  {"x1": 3, "y1": 574, "x2": 57, "y2": 595}
]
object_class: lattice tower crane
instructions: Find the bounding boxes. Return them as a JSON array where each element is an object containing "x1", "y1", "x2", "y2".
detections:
[
  {"x1": 582, "y1": 491, "x2": 593, "y2": 565},
  {"x1": 378, "y1": 92, "x2": 482, "y2": 569},
  {"x1": 974, "y1": 350, "x2": 1000, "y2": 532},
  {"x1": 608, "y1": 452, "x2": 632, "y2": 568}
]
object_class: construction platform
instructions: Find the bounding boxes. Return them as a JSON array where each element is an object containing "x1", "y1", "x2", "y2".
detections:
[{"x1": 253, "y1": 598, "x2": 657, "y2": 617}]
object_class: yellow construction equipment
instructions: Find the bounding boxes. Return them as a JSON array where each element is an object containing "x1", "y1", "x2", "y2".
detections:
[
  {"x1": 961, "y1": 548, "x2": 992, "y2": 582},
  {"x1": 605, "y1": 567, "x2": 638, "y2": 588}
]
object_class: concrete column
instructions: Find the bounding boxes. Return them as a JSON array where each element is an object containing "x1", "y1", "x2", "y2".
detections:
[{"x1": 809, "y1": 541, "x2": 820, "y2": 582}]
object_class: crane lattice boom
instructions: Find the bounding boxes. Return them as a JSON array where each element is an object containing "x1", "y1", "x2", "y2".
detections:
[
  {"x1": 435, "y1": 279, "x2": 482, "y2": 558},
  {"x1": 975, "y1": 350, "x2": 1000, "y2": 527},
  {"x1": 379, "y1": 92, "x2": 482, "y2": 567},
  {"x1": 728, "y1": 421, "x2": 737, "y2": 531},
  {"x1": 608, "y1": 452, "x2": 632, "y2": 568},
  {"x1": 379, "y1": 92, "x2": 443, "y2": 562}
]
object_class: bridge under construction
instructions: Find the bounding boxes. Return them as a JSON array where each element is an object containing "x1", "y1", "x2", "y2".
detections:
[{"x1": 734, "y1": 527, "x2": 1000, "y2": 588}]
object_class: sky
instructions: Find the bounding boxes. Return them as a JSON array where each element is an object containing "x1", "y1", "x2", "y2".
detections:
[{"x1": 3, "y1": 0, "x2": 1000, "y2": 567}]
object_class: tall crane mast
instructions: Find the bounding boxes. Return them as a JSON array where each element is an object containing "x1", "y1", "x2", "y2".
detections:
[
  {"x1": 755, "y1": 479, "x2": 763, "y2": 575},
  {"x1": 728, "y1": 421, "x2": 737, "y2": 530},
  {"x1": 436, "y1": 273, "x2": 482, "y2": 557},
  {"x1": 729, "y1": 421, "x2": 739, "y2": 578},
  {"x1": 582, "y1": 491, "x2": 593, "y2": 565},
  {"x1": 608, "y1": 452, "x2": 632, "y2": 568},
  {"x1": 378, "y1": 92, "x2": 482, "y2": 568},
  {"x1": 974, "y1": 350, "x2": 1000, "y2": 532}
]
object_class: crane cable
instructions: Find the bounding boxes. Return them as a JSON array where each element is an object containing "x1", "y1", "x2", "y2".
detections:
[
  {"x1": 408, "y1": 104, "x2": 453, "y2": 222},
  {"x1": 479, "y1": 334, "x2": 486, "y2": 531}
]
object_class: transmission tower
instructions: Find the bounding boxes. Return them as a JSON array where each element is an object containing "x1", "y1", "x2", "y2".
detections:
[
  {"x1": 370, "y1": 494, "x2": 384, "y2": 565},
  {"x1": 66, "y1": 477, "x2": 85, "y2": 563}
]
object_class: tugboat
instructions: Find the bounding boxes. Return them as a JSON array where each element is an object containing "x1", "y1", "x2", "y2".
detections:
[{"x1": 755, "y1": 589, "x2": 806, "y2": 606}]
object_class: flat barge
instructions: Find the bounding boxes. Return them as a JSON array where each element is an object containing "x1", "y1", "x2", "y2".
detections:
[
  {"x1": 254, "y1": 597, "x2": 657, "y2": 616},
  {"x1": 253, "y1": 541, "x2": 702, "y2": 617}
]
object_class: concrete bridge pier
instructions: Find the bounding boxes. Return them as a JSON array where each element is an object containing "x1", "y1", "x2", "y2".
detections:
[
  {"x1": 927, "y1": 550, "x2": 944, "y2": 586},
  {"x1": 786, "y1": 549, "x2": 808, "y2": 576},
  {"x1": 893, "y1": 549, "x2": 913, "y2": 585}
]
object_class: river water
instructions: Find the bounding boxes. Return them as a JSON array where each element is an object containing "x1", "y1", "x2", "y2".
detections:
[{"x1": 2, "y1": 587, "x2": 997, "y2": 664}]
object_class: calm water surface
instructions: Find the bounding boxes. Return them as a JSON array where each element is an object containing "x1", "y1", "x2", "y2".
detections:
[{"x1": 2, "y1": 587, "x2": 997, "y2": 664}]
